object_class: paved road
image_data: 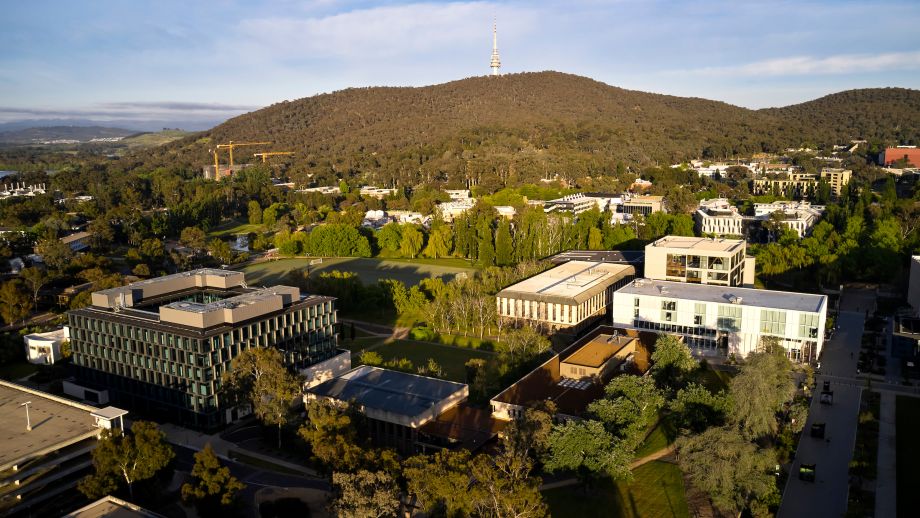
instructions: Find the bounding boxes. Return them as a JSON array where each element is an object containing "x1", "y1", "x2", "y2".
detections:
[
  {"x1": 876, "y1": 392, "x2": 897, "y2": 518},
  {"x1": 779, "y1": 307, "x2": 865, "y2": 518}
]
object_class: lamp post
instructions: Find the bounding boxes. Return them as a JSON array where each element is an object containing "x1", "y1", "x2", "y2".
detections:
[{"x1": 20, "y1": 401, "x2": 32, "y2": 431}]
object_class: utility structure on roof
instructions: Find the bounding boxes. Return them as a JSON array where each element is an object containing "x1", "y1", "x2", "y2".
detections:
[
  {"x1": 253, "y1": 151, "x2": 295, "y2": 163},
  {"x1": 490, "y1": 21, "x2": 501, "y2": 76}
]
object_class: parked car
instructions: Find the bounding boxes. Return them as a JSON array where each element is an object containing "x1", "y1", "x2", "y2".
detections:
[
  {"x1": 820, "y1": 391, "x2": 834, "y2": 405},
  {"x1": 810, "y1": 423, "x2": 826, "y2": 438},
  {"x1": 799, "y1": 464, "x2": 816, "y2": 482}
]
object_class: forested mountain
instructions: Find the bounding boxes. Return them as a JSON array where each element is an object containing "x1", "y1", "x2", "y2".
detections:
[{"x1": 133, "y1": 72, "x2": 920, "y2": 189}]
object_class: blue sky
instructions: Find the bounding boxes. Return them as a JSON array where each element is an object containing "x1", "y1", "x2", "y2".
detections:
[{"x1": 2, "y1": 0, "x2": 919, "y2": 129}]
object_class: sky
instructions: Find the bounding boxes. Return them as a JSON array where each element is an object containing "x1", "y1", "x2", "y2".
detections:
[{"x1": 2, "y1": 0, "x2": 919, "y2": 130}]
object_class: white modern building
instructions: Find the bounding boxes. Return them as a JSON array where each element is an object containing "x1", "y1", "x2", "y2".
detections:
[
  {"x1": 644, "y1": 236, "x2": 755, "y2": 287},
  {"x1": 359, "y1": 186, "x2": 399, "y2": 199},
  {"x1": 496, "y1": 261, "x2": 635, "y2": 331},
  {"x1": 543, "y1": 193, "x2": 601, "y2": 215},
  {"x1": 753, "y1": 201, "x2": 825, "y2": 237},
  {"x1": 612, "y1": 279, "x2": 828, "y2": 362},
  {"x1": 695, "y1": 199, "x2": 745, "y2": 237},
  {"x1": 296, "y1": 186, "x2": 341, "y2": 195},
  {"x1": 437, "y1": 199, "x2": 476, "y2": 222},
  {"x1": 23, "y1": 328, "x2": 67, "y2": 365},
  {"x1": 445, "y1": 189, "x2": 471, "y2": 201}
]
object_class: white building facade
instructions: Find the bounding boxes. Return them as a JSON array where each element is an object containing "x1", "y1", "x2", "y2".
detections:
[
  {"x1": 612, "y1": 279, "x2": 827, "y2": 363},
  {"x1": 695, "y1": 199, "x2": 745, "y2": 237}
]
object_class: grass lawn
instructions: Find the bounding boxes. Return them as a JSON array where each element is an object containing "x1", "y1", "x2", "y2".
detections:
[
  {"x1": 543, "y1": 461, "x2": 690, "y2": 518},
  {"x1": 0, "y1": 361, "x2": 39, "y2": 381},
  {"x1": 208, "y1": 219, "x2": 267, "y2": 238},
  {"x1": 240, "y1": 257, "x2": 477, "y2": 287},
  {"x1": 896, "y1": 396, "x2": 920, "y2": 517},
  {"x1": 635, "y1": 415, "x2": 678, "y2": 459},
  {"x1": 359, "y1": 340, "x2": 493, "y2": 383},
  {"x1": 695, "y1": 365, "x2": 732, "y2": 392}
]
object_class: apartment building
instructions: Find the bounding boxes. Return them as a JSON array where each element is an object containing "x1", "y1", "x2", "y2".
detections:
[
  {"x1": 612, "y1": 279, "x2": 828, "y2": 362},
  {"x1": 644, "y1": 236, "x2": 754, "y2": 287},
  {"x1": 695, "y1": 198, "x2": 745, "y2": 237},
  {"x1": 66, "y1": 269, "x2": 339, "y2": 431}
]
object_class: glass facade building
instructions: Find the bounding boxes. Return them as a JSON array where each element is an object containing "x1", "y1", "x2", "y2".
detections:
[{"x1": 67, "y1": 269, "x2": 337, "y2": 431}]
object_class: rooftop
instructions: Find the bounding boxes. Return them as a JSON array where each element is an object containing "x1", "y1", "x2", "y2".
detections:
[
  {"x1": 562, "y1": 334, "x2": 637, "y2": 368},
  {"x1": 617, "y1": 279, "x2": 827, "y2": 313},
  {"x1": 0, "y1": 381, "x2": 100, "y2": 471},
  {"x1": 498, "y1": 261, "x2": 634, "y2": 305},
  {"x1": 307, "y1": 366, "x2": 467, "y2": 426},
  {"x1": 63, "y1": 496, "x2": 165, "y2": 518},
  {"x1": 549, "y1": 250, "x2": 644, "y2": 265},
  {"x1": 648, "y1": 235, "x2": 745, "y2": 253},
  {"x1": 60, "y1": 231, "x2": 92, "y2": 244}
]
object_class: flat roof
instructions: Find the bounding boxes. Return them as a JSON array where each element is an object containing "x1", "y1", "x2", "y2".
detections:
[
  {"x1": 617, "y1": 279, "x2": 827, "y2": 313},
  {"x1": 307, "y1": 366, "x2": 467, "y2": 423},
  {"x1": 549, "y1": 250, "x2": 644, "y2": 265},
  {"x1": 94, "y1": 268, "x2": 240, "y2": 299},
  {"x1": 648, "y1": 236, "x2": 745, "y2": 253},
  {"x1": 63, "y1": 496, "x2": 165, "y2": 518},
  {"x1": 60, "y1": 231, "x2": 92, "y2": 244},
  {"x1": 562, "y1": 334, "x2": 636, "y2": 368},
  {"x1": 497, "y1": 261, "x2": 635, "y2": 305},
  {"x1": 0, "y1": 381, "x2": 100, "y2": 471}
]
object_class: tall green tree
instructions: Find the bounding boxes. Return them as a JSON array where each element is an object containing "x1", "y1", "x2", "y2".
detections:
[
  {"x1": 298, "y1": 399, "x2": 366, "y2": 472},
  {"x1": 247, "y1": 200, "x2": 262, "y2": 225},
  {"x1": 405, "y1": 449, "x2": 477, "y2": 518},
  {"x1": 19, "y1": 266, "x2": 50, "y2": 307},
  {"x1": 678, "y1": 426, "x2": 777, "y2": 516},
  {"x1": 181, "y1": 443, "x2": 245, "y2": 516},
  {"x1": 650, "y1": 334, "x2": 698, "y2": 389},
  {"x1": 376, "y1": 222, "x2": 402, "y2": 253},
  {"x1": 331, "y1": 470, "x2": 401, "y2": 518},
  {"x1": 543, "y1": 419, "x2": 632, "y2": 485},
  {"x1": 34, "y1": 236, "x2": 73, "y2": 271},
  {"x1": 79, "y1": 421, "x2": 175, "y2": 500},
  {"x1": 729, "y1": 344, "x2": 795, "y2": 440},
  {"x1": 495, "y1": 219, "x2": 513, "y2": 265},
  {"x1": 0, "y1": 279, "x2": 32, "y2": 325},
  {"x1": 399, "y1": 224, "x2": 424, "y2": 258},
  {"x1": 588, "y1": 374, "x2": 665, "y2": 450},
  {"x1": 422, "y1": 224, "x2": 453, "y2": 258},
  {"x1": 224, "y1": 348, "x2": 301, "y2": 448}
]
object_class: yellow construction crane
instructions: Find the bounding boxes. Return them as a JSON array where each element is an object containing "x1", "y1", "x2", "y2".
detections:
[
  {"x1": 209, "y1": 141, "x2": 271, "y2": 180},
  {"x1": 253, "y1": 151, "x2": 295, "y2": 163}
]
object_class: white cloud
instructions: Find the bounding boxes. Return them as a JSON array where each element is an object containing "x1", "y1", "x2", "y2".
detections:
[{"x1": 679, "y1": 50, "x2": 920, "y2": 76}]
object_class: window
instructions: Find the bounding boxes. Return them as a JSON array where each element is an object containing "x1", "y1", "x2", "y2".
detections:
[
  {"x1": 760, "y1": 310, "x2": 787, "y2": 335},
  {"x1": 666, "y1": 254, "x2": 687, "y2": 278},
  {"x1": 661, "y1": 300, "x2": 676, "y2": 311},
  {"x1": 694, "y1": 303, "x2": 706, "y2": 325},
  {"x1": 717, "y1": 305, "x2": 742, "y2": 331},
  {"x1": 799, "y1": 313, "x2": 819, "y2": 339}
]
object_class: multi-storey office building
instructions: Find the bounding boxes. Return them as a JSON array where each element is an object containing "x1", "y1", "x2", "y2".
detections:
[
  {"x1": 753, "y1": 201, "x2": 825, "y2": 238},
  {"x1": 496, "y1": 261, "x2": 635, "y2": 332},
  {"x1": 612, "y1": 279, "x2": 827, "y2": 362},
  {"x1": 695, "y1": 199, "x2": 746, "y2": 237},
  {"x1": 644, "y1": 236, "x2": 754, "y2": 287},
  {"x1": 67, "y1": 269, "x2": 338, "y2": 431}
]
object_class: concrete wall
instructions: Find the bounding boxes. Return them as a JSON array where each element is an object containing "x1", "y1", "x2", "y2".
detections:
[{"x1": 301, "y1": 349, "x2": 352, "y2": 388}]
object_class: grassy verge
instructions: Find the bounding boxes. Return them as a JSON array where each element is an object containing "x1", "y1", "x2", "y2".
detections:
[
  {"x1": 847, "y1": 390, "x2": 880, "y2": 516},
  {"x1": 0, "y1": 361, "x2": 39, "y2": 381},
  {"x1": 227, "y1": 449, "x2": 307, "y2": 476},
  {"x1": 896, "y1": 396, "x2": 920, "y2": 517},
  {"x1": 543, "y1": 461, "x2": 689, "y2": 518},
  {"x1": 357, "y1": 340, "x2": 493, "y2": 383},
  {"x1": 694, "y1": 364, "x2": 732, "y2": 392},
  {"x1": 635, "y1": 415, "x2": 678, "y2": 459},
  {"x1": 241, "y1": 257, "x2": 476, "y2": 287},
  {"x1": 209, "y1": 219, "x2": 266, "y2": 237}
]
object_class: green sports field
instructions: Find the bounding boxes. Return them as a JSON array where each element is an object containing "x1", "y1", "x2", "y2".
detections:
[{"x1": 239, "y1": 257, "x2": 477, "y2": 287}]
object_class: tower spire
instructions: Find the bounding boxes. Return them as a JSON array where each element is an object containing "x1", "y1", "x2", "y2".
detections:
[{"x1": 490, "y1": 20, "x2": 501, "y2": 76}]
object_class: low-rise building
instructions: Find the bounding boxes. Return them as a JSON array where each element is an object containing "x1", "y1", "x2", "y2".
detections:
[
  {"x1": 752, "y1": 169, "x2": 851, "y2": 198},
  {"x1": 494, "y1": 205, "x2": 516, "y2": 218},
  {"x1": 296, "y1": 186, "x2": 341, "y2": 195},
  {"x1": 695, "y1": 199, "x2": 746, "y2": 237},
  {"x1": 305, "y1": 365, "x2": 469, "y2": 454},
  {"x1": 753, "y1": 201, "x2": 825, "y2": 238},
  {"x1": 23, "y1": 328, "x2": 67, "y2": 365},
  {"x1": 622, "y1": 195, "x2": 664, "y2": 216},
  {"x1": 644, "y1": 235, "x2": 754, "y2": 287},
  {"x1": 61, "y1": 231, "x2": 92, "y2": 252},
  {"x1": 612, "y1": 279, "x2": 828, "y2": 362},
  {"x1": 543, "y1": 193, "x2": 600, "y2": 215},
  {"x1": 359, "y1": 186, "x2": 399, "y2": 199},
  {"x1": 0, "y1": 381, "x2": 127, "y2": 516},
  {"x1": 437, "y1": 198, "x2": 475, "y2": 222},
  {"x1": 63, "y1": 496, "x2": 164, "y2": 518},
  {"x1": 496, "y1": 261, "x2": 635, "y2": 332},
  {"x1": 489, "y1": 326, "x2": 653, "y2": 421},
  {"x1": 881, "y1": 146, "x2": 920, "y2": 167},
  {"x1": 820, "y1": 168, "x2": 852, "y2": 197},
  {"x1": 445, "y1": 189, "x2": 471, "y2": 201}
]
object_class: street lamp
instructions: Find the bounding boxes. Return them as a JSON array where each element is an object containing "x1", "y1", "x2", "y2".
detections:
[{"x1": 20, "y1": 401, "x2": 32, "y2": 431}]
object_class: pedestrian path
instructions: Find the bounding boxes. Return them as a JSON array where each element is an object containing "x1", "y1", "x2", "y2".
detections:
[
  {"x1": 876, "y1": 392, "x2": 896, "y2": 518},
  {"x1": 160, "y1": 423, "x2": 320, "y2": 477}
]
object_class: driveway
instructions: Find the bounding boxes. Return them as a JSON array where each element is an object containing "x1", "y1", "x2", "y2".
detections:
[{"x1": 779, "y1": 304, "x2": 865, "y2": 517}]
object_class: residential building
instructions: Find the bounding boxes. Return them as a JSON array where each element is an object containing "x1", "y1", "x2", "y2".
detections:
[
  {"x1": 66, "y1": 269, "x2": 340, "y2": 431},
  {"x1": 622, "y1": 195, "x2": 664, "y2": 216},
  {"x1": 61, "y1": 231, "x2": 93, "y2": 252},
  {"x1": 490, "y1": 326, "x2": 653, "y2": 421},
  {"x1": 753, "y1": 201, "x2": 825, "y2": 238},
  {"x1": 305, "y1": 365, "x2": 468, "y2": 454},
  {"x1": 820, "y1": 168, "x2": 852, "y2": 197},
  {"x1": 359, "y1": 186, "x2": 399, "y2": 199},
  {"x1": 0, "y1": 381, "x2": 127, "y2": 517},
  {"x1": 495, "y1": 261, "x2": 635, "y2": 332},
  {"x1": 612, "y1": 279, "x2": 828, "y2": 362},
  {"x1": 644, "y1": 236, "x2": 754, "y2": 287},
  {"x1": 296, "y1": 186, "x2": 341, "y2": 195},
  {"x1": 23, "y1": 328, "x2": 67, "y2": 365},
  {"x1": 695, "y1": 199, "x2": 746, "y2": 237},
  {"x1": 881, "y1": 146, "x2": 920, "y2": 167}
]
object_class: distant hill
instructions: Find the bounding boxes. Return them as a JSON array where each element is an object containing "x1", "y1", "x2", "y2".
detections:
[
  {"x1": 0, "y1": 125, "x2": 136, "y2": 144},
  {"x1": 133, "y1": 72, "x2": 920, "y2": 187}
]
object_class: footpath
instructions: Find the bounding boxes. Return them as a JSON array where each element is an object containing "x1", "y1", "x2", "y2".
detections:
[{"x1": 159, "y1": 423, "x2": 320, "y2": 478}]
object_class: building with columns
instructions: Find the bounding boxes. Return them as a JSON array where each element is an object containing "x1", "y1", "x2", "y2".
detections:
[{"x1": 496, "y1": 261, "x2": 635, "y2": 332}]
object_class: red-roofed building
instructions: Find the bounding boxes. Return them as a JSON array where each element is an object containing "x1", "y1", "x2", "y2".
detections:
[{"x1": 882, "y1": 147, "x2": 920, "y2": 167}]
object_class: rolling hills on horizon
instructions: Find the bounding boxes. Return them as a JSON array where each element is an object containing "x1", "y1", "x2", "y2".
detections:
[{"x1": 127, "y1": 71, "x2": 919, "y2": 188}]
